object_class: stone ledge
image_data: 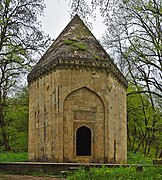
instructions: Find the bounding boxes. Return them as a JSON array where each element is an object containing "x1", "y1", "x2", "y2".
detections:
[
  {"x1": 0, "y1": 162, "x2": 160, "y2": 174},
  {"x1": 28, "y1": 56, "x2": 128, "y2": 89}
]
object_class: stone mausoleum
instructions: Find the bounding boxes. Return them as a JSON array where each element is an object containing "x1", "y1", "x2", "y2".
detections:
[{"x1": 27, "y1": 15, "x2": 128, "y2": 163}]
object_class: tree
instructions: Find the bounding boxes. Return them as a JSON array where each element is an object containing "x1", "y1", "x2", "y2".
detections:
[
  {"x1": 102, "y1": 0, "x2": 162, "y2": 97},
  {"x1": 0, "y1": 0, "x2": 50, "y2": 150},
  {"x1": 101, "y1": 0, "x2": 162, "y2": 156},
  {"x1": 127, "y1": 85, "x2": 162, "y2": 157},
  {"x1": 67, "y1": 0, "x2": 162, "y2": 156},
  {"x1": 68, "y1": 0, "x2": 162, "y2": 97},
  {"x1": 1, "y1": 87, "x2": 29, "y2": 151}
]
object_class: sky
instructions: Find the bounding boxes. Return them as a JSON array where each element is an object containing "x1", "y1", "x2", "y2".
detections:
[{"x1": 39, "y1": 0, "x2": 106, "y2": 40}]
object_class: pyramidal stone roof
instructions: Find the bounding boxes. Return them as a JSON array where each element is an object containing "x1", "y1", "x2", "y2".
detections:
[{"x1": 28, "y1": 14, "x2": 127, "y2": 88}]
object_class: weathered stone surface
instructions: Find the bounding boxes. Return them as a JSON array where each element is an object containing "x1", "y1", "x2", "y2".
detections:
[
  {"x1": 28, "y1": 15, "x2": 127, "y2": 163},
  {"x1": 27, "y1": 15, "x2": 127, "y2": 89}
]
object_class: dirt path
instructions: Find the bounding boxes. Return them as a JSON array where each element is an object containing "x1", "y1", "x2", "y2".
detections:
[{"x1": 0, "y1": 174, "x2": 66, "y2": 180}]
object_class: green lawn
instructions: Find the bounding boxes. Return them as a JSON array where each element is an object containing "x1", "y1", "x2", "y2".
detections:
[
  {"x1": 0, "y1": 152, "x2": 28, "y2": 162},
  {"x1": 0, "y1": 151, "x2": 161, "y2": 179},
  {"x1": 66, "y1": 151, "x2": 161, "y2": 179},
  {"x1": 0, "y1": 150, "x2": 153, "y2": 163},
  {"x1": 127, "y1": 151, "x2": 153, "y2": 164},
  {"x1": 67, "y1": 166, "x2": 162, "y2": 180}
]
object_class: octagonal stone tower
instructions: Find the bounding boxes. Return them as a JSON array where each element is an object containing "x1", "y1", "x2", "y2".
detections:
[{"x1": 28, "y1": 15, "x2": 128, "y2": 163}]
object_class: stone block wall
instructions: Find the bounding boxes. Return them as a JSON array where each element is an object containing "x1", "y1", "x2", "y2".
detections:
[{"x1": 28, "y1": 68, "x2": 127, "y2": 163}]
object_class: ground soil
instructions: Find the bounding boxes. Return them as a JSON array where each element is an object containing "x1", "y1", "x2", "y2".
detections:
[{"x1": 0, "y1": 174, "x2": 66, "y2": 180}]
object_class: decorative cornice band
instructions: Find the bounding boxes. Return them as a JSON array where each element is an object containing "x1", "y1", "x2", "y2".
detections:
[{"x1": 28, "y1": 56, "x2": 128, "y2": 88}]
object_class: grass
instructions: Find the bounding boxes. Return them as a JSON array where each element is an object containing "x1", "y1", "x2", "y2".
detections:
[
  {"x1": 0, "y1": 152, "x2": 28, "y2": 162},
  {"x1": 67, "y1": 151, "x2": 159, "y2": 179},
  {"x1": 0, "y1": 151, "x2": 161, "y2": 179},
  {"x1": 67, "y1": 166, "x2": 162, "y2": 180},
  {"x1": 0, "y1": 150, "x2": 153, "y2": 164},
  {"x1": 127, "y1": 151, "x2": 153, "y2": 164},
  {"x1": 0, "y1": 151, "x2": 152, "y2": 163}
]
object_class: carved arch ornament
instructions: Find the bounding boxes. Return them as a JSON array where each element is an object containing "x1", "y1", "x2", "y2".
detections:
[
  {"x1": 63, "y1": 86, "x2": 105, "y2": 109},
  {"x1": 63, "y1": 86, "x2": 105, "y2": 161}
]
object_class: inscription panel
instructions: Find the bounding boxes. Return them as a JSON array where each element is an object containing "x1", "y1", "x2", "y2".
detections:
[{"x1": 73, "y1": 110, "x2": 96, "y2": 121}]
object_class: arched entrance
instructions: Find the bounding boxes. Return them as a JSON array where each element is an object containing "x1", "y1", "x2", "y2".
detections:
[
  {"x1": 63, "y1": 87, "x2": 105, "y2": 162},
  {"x1": 76, "y1": 126, "x2": 91, "y2": 156}
]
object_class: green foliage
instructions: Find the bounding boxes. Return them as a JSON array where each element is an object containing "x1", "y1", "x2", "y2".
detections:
[
  {"x1": 9, "y1": 132, "x2": 28, "y2": 152},
  {"x1": 0, "y1": 151, "x2": 161, "y2": 179},
  {"x1": 0, "y1": 87, "x2": 28, "y2": 152},
  {"x1": 67, "y1": 166, "x2": 162, "y2": 180},
  {"x1": 64, "y1": 39, "x2": 87, "y2": 51},
  {"x1": 0, "y1": 0, "x2": 50, "y2": 151},
  {"x1": 123, "y1": 0, "x2": 130, "y2": 4},
  {"x1": 127, "y1": 151, "x2": 152, "y2": 164},
  {"x1": 0, "y1": 152, "x2": 28, "y2": 162},
  {"x1": 127, "y1": 85, "x2": 162, "y2": 156}
]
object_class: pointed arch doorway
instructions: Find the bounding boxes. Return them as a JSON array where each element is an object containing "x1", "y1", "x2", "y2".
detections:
[
  {"x1": 63, "y1": 87, "x2": 105, "y2": 162},
  {"x1": 76, "y1": 126, "x2": 91, "y2": 156}
]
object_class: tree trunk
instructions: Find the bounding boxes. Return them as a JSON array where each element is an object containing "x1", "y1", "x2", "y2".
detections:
[
  {"x1": 134, "y1": 141, "x2": 142, "y2": 153},
  {"x1": 134, "y1": 135, "x2": 146, "y2": 154},
  {"x1": 0, "y1": 98, "x2": 10, "y2": 151},
  {"x1": 1, "y1": 129, "x2": 10, "y2": 151},
  {"x1": 159, "y1": 149, "x2": 162, "y2": 159},
  {"x1": 155, "y1": 146, "x2": 159, "y2": 158},
  {"x1": 146, "y1": 143, "x2": 151, "y2": 156}
]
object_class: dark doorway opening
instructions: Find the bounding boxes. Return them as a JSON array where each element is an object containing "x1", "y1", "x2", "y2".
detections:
[{"x1": 76, "y1": 126, "x2": 91, "y2": 156}]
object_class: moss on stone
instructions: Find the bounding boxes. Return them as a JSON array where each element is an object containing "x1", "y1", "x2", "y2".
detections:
[{"x1": 64, "y1": 39, "x2": 87, "y2": 51}]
